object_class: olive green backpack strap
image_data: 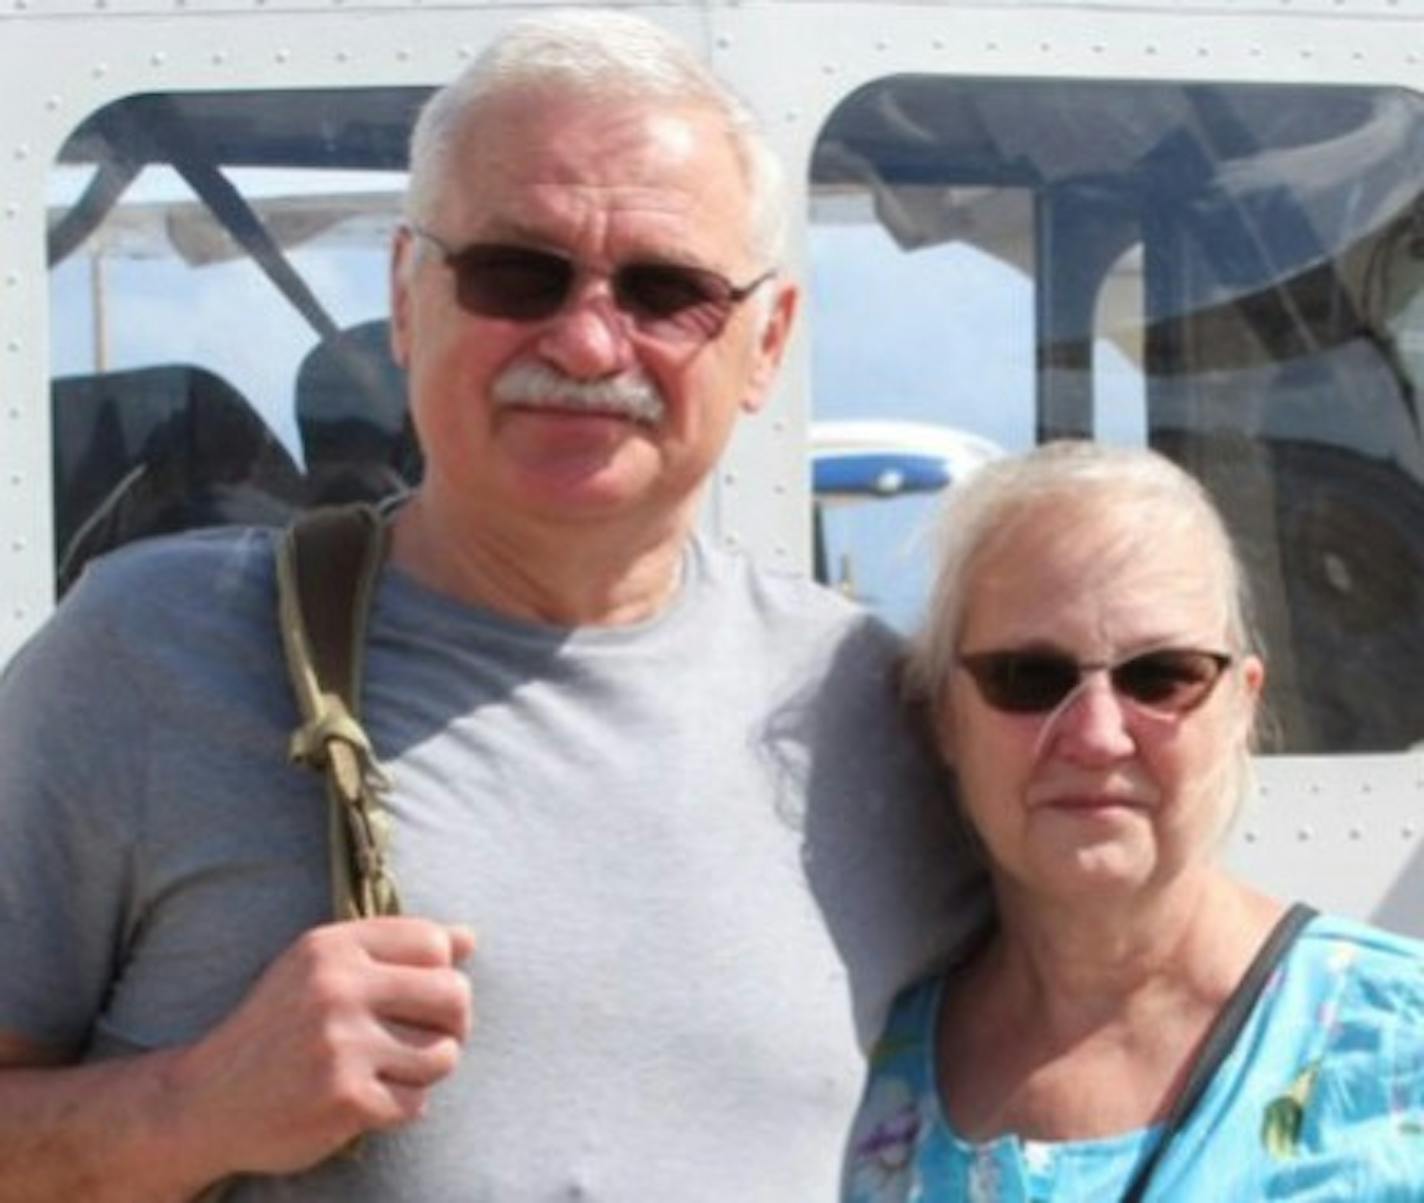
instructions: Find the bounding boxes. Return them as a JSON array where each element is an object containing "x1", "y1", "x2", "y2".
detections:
[
  {"x1": 192, "y1": 505, "x2": 398, "y2": 1203},
  {"x1": 275, "y1": 502, "x2": 401, "y2": 921}
]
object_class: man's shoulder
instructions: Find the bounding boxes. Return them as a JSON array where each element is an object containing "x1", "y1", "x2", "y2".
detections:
[
  {"x1": 23, "y1": 525, "x2": 280, "y2": 675},
  {"x1": 69, "y1": 525, "x2": 276, "y2": 613},
  {"x1": 695, "y1": 536, "x2": 859, "y2": 611},
  {"x1": 692, "y1": 537, "x2": 899, "y2": 654},
  {"x1": 689, "y1": 540, "x2": 917, "y2": 752}
]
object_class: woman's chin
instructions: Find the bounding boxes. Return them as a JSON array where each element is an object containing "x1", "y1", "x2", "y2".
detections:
[{"x1": 1008, "y1": 840, "x2": 1160, "y2": 905}]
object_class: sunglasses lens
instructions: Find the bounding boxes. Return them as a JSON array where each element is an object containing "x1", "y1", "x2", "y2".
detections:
[
  {"x1": 967, "y1": 653, "x2": 1080, "y2": 713},
  {"x1": 1113, "y1": 651, "x2": 1226, "y2": 712},
  {"x1": 961, "y1": 648, "x2": 1230, "y2": 715},
  {"x1": 450, "y1": 246, "x2": 572, "y2": 320},
  {"x1": 431, "y1": 236, "x2": 750, "y2": 342},
  {"x1": 617, "y1": 264, "x2": 734, "y2": 339}
]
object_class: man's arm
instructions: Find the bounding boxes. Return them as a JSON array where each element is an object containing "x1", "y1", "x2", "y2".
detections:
[
  {"x1": 0, "y1": 917, "x2": 475, "y2": 1203},
  {"x1": 0, "y1": 1031, "x2": 219, "y2": 1203}
]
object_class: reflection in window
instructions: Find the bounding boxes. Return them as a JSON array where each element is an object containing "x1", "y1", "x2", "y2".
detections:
[
  {"x1": 809, "y1": 190, "x2": 1034, "y2": 634},
  {"x1": 1092, "y1": 245, "x2": 1147, "y2": 447},
  {"x1": 47, "y1": 89, "x2": 427, "y2": 595},
  {"x1": 809, "y1": 76, "x2": 1424, "y2": 752}
]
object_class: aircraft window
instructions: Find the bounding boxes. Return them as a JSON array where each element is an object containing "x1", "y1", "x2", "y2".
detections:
[
  {"x1": 811, "y1": 76, "x2": 1424, "y2": 753},
  {"x1": 47, "y1": 88, "x2": 428, "y2": 594},
  {"x1": 809, "y1": 199, "x2": 1035, "y2": 631}
]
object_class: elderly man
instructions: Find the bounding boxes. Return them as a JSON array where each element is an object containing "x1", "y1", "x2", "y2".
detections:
[{"x1": 0, "y1": 11, "x2": 978, "y2": 1201}]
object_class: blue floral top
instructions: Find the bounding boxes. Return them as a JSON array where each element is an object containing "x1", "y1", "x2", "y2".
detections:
[{"x1": 843, "y1": 915, "x2": 1424, "y2": 1202}]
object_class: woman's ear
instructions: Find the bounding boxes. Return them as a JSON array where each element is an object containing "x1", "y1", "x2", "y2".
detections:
[
  {"x1": 1241, "y1": 654, "x2": 1265, "y2": 701},
  {"x1": 1233, "y1": 654, "x2": 1266, "y2": 746},
  {"x1": 935, "y1": 705, "x2": 957, "y2": 766}
]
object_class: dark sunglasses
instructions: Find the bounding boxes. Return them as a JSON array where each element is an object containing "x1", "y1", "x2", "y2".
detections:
[
  {"x1": 957, "y1": 647, "x2": 1233, "y2": 716},
  {"x1": 410, "y1": 226, "x2": 774, "y2": 344}
]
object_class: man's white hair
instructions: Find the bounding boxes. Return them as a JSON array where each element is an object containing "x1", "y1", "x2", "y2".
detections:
[{"x1": 405, "y1": 9, "x2": 787, "y2": 265}]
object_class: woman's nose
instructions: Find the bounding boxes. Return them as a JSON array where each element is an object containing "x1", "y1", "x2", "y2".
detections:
[{"x1": 1040, "y1": 671, "x2": 1137, "y2": 764}]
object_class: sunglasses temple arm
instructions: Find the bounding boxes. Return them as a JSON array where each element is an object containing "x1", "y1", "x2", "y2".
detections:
[{"x1": 1029, "y1": 677, "x2": 1096, "y2": 759}]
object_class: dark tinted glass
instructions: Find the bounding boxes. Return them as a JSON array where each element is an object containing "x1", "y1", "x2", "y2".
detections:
[{"x1": 959, "y1": 649, "x2": 1231, "y2": 715}]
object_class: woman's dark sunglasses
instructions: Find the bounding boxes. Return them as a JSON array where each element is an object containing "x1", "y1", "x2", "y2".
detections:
[
  {"x1": 410, "y1": 226, "x2": 774, "y2": 344},
  {"x1": 957, "y1": 648, "x2": 1233, "y2": 716}
]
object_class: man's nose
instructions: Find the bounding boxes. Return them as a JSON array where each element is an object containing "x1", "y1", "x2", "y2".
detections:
[
  {"x1": 534, "y1": 284, "x2": 637, "y2": 380},
  {"x1": 1041, "y1": 672, "x2": 1137, "y2": 764}
]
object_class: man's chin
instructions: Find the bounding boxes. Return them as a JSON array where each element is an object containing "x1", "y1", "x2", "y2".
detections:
[{"x1": 500, "y1": 443, "x2": 665, "y2": 517}]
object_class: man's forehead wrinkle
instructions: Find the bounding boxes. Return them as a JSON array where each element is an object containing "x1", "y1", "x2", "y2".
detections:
[
  {"x1": 443, "y1": 96, "x2": 757, "y2": 265},
  {"x1": 540, "y1": 104, "x2": 712, "y2": 172},
  {"x1": 524, "y1": 181, "x2": 695, "y2": 212},
  {"x1": 460, "y1": 175, "x2": 735, "y2": 277},
  {"x1": 476, "y1": 103, "x2": 709, "y2": 184},
  {"x1": 472, "y1": 184, "x2": 707, "y2": 262}
]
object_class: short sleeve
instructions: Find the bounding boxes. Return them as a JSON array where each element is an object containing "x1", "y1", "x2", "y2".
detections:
[{"x1": 0, "y1": 568, "x2": 150, "y2": 1049}]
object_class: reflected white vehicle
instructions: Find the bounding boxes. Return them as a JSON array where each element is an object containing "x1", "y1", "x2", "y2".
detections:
[
  {"x1": 810, "y1": 419, "x2": 1002, "y2": 611},
  {"x1": 812, "y1": 419, "x2": 1002, "y2": 500}
]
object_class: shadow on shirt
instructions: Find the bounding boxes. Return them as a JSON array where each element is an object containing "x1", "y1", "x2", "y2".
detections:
[{"x1": 758, "y1": 617, "x2": 991, "y2": 1047}]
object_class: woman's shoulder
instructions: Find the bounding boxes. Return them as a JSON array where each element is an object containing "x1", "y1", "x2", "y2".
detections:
[
  {"x1": 845, "y1": 975, "x2": 945, "y2": 1202},
  {"x1": 1239, "y1": 911, "x2": 1424, "y2": 1181},
  {"x1": 1275, "y1": 911, "x2": 1424, "y2": 1049},
  {"x1": 1293, "y1": 913, "x2": 1424, "y2": 988},
  {"x1": 867, "y1": 973, "x2": 943, "y2": 1073}
]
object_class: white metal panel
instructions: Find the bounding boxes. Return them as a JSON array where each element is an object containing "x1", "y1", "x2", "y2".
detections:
[
  {"x1": 1230, "y1": 755, "x2": 1424, "y2": 933},
  {"x1": 705, "y1": 0, "x2": 1424, "y2": 574},
  {"x1": 2, "y1": 0, "x2": 1423, "y2": 935}
]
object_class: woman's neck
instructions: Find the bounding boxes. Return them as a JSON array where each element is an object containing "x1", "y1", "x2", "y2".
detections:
[
  {"x1": 939, "y1": 872, "x2": 1283, "y2": 1141},
  {"x1": 995, "y1": 873, "x2": 1273, "y2": 1025}
]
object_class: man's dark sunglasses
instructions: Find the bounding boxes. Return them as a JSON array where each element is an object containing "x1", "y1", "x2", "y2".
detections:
[
  {"x1": 957, "y1": 647, "x2": 1233, "y2": 716},
  {"x1": 410, "y1": 226, "x2": 774, "y2": 344}
]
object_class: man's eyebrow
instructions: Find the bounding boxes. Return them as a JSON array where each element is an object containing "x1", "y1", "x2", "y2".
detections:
[
  {"x1": 971, "y1": 638, "x2": 1068, "y2": 656},
  {"x1": 461, "y1": 218, "x2": 556, "y2": 248},
  {"x1": 468, "y1": 217, "x2": 724, "y2": 272}
]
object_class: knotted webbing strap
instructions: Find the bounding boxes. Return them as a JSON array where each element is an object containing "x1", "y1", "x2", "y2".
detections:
[
  {"x1": 195, "y1": 506, "x2": 399, "y2": 1203},
  {"x1": 276, "y1": 503, "x2": 401, "y2": 921}
]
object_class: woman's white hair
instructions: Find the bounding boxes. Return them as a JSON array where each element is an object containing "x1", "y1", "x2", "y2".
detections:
[
  {"x1": 905, "y1": 440, "x2": 1264, "y2": 805},
  {"x1": 404, "y1": 9, "x2": 787, "y2": 265}
]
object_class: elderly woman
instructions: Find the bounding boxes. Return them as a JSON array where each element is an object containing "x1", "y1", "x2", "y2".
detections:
[{"x1": 844, "y1": 441, "x2": 1424, "y2": 1202}]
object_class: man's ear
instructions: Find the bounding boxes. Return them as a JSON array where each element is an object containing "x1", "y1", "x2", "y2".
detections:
[
  {"x1": 741, "y1": 281, "x2": 799, "y2": 415},
  {"x1": 390, "y1": 226, "x2": 416, "y2": 369}
]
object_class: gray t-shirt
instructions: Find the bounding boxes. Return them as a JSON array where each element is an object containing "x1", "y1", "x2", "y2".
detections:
[{"x1": 0, "y1": 527, "x2": 984, "y2": 1201}]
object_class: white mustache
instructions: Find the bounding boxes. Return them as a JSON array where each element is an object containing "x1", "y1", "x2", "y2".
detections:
[{"x1": 492, "y1": 360, "x2": 665, "y2": 425}]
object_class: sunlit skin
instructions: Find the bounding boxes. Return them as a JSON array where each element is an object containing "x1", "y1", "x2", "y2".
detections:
[
  {"x1": 932, "y1": 494, "x2": 1280, "y2": 1142},
  {"x1": 941, "y1": 498, "x2": 1263, "y2": 914},
  {"x1": 388, "y1": 93, "x2": 797, "y2": 624}
]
